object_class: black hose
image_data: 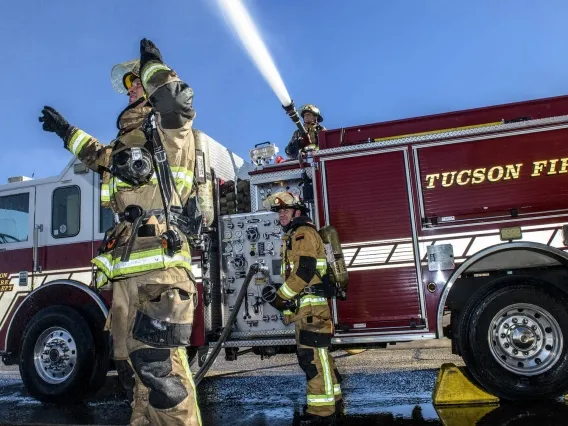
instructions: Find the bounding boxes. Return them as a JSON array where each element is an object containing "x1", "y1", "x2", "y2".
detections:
[{"x1": 194, "y1": 262, "x2": 267, "y2": 385}]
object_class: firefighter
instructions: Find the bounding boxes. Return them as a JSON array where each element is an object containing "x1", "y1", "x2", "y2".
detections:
[
  {"x1": 285, "y1": 104, "x2": 326, "y2": 159},
  {"x1": 38, "y1": 39, "x2": 201, "y2": 426},
  {"x1": 263, "y1": 191, "x2": 344, "y2": 425}
]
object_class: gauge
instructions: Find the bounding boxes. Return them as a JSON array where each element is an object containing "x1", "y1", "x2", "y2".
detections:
[
  {"x1": 265, "y1": 242, "x2": 274, "y2": 251},
  {"x1": 223, "y1": 242, "x2": 233, "y2": 254},
  {"x1": 223, "y1": 230, "x2": 232, "y2": 240},
  {"x1": 234, "y1": 242, "x2": 243, "y2": 254},
  {"x1": 234, "y1": 230, "x2": 243, "y2": 239},
  {"x1": 273, "y1": 226, "x2": 281, "y2": 234}
]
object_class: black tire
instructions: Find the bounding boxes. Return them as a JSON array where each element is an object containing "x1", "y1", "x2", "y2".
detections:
[
  {"x1": 458, "y1": 276, "x2": 568, "y2": 400},
  {"x1": 19, "y1": 305, "x2": 98, "y2": 404}
]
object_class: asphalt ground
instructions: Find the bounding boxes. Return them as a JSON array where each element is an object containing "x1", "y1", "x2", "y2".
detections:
[{"x1": 1, "y1": 340, "x2": 568, "y2": 425}]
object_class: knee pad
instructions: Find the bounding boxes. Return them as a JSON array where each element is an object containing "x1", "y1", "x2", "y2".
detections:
[
  {"x1": 130, "y1": 348, "x2": 188, "y2": 410},
  {"x1": 297, "y1": 348, "x2": 318, "y2": 381}
]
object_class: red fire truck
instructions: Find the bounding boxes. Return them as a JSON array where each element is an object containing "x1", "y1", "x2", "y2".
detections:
[{"x1": 2, "y1": 94, "x2": 568, "y2": 404}]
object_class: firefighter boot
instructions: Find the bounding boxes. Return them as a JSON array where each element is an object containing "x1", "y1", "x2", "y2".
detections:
[
  {"x1": 335, "y1": 400, "x2": 346, "y2": 418},
  {"x1": 299, "y1": 412, "x2": 337, "y2": 426}
]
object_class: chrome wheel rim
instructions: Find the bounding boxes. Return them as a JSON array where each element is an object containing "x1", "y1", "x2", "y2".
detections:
[
  {"x1": 488, "y1": 303, "x2": 562, "y2": 376},
  {"x1": 33, "y1": 327, "x2": 77, "y2": 384}
]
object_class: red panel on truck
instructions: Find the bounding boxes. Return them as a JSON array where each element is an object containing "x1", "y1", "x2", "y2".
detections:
[
  {"x1": 324, "y1": 151, "x2": 412, "y2": 243},
  {"x1": 417, "y1": 127, "x2": 568, "y2": 222},
  {"x1": 324, "y1": 151, "x2": 422, "y2": 329}
]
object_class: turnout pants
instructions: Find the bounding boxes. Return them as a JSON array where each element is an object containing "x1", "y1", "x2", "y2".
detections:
[
  {"x1": 295, "y1": 314, "x2": 343, "y2": 417},
  {"x1": 106, "y1": 267, "x2": 201, "y2": 426}
]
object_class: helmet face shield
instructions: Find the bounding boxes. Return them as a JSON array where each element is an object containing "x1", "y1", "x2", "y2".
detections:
[{"x1": 111, "y1": 59, "x2": 141, "y2": 94}]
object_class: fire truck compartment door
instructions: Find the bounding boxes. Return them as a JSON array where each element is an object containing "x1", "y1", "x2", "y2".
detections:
[
  {"x1": 0, "y1": 186, "x2": 36, "y2": 320},
  {"x1": 321, "y1": 149, "x2": 423, "y2": 331}
]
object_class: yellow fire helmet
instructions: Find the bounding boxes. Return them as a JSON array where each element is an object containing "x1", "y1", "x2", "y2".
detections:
[
  {"x1": 299, "y1": 104, "x2": 323, "y2": 123},
  {"x1": 110, "y1": 59, "x2": 141, "y2": 94},
  {"x1": 262, "y1": 191, "x2": 307, "y2": 212}
]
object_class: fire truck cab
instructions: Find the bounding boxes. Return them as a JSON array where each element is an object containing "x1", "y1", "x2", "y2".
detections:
[{"x1": 3, "y1": 95, "x2": 568, "y2": 404}]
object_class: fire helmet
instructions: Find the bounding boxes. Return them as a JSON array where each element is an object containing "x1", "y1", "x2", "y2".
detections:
[
  {"x1": 111, "y1": 59, "x2": 141, "y2": 94},
  {"x1": 299, "y1": 104, "x2": 323, "y2": 123},
  {"x1": 263, "y1": 191, "x2": 308, "y2": 213}
]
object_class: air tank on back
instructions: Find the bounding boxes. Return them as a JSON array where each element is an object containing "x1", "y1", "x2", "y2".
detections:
[
  {"x1": 319, "y1": 225, "x2": 349, "y2": 300},
  {"x1": 192, "y1": 129, "x2": 215, "y2": 227}
]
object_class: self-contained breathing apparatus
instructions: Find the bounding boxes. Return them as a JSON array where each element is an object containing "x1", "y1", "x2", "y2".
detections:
[{"x1": 100, "y1": 110, "x2": 203, "y2": 260}]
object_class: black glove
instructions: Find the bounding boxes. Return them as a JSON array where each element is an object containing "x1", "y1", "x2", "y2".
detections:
[
  {"x1": 270, "y1": 294, "x2": 296, "y2": 312},
  {"x1": 140, "y1": 38, "x2": 163, "y2": 71},
  {"x1": 39, "y1": 106, "x2": 70, "y2": 139}
]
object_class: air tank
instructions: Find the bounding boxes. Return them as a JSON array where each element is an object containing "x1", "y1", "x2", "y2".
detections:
[
  {"x1": 192, "y1": 129, "x2": 215, "y2": 227},
  {"x1": 318, "y1": 225, "x2": 349, "y2": 300}
]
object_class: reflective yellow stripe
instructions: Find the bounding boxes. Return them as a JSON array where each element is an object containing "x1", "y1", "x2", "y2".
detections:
[
  {"x1": 283, "y1": 310, "x2": 293, "y2": 316},
  {"x1": 306, "y1": 395, "x2": 335, "y2": 406},
  {"x1": 318, "y1": 348, "x2": 333, "y2": 399},
  {"x1": 142, "y1": 63, "x2": 171, "y2": 86},
  {"x1": 177, "y1": 348, "x2": 202, "y2": 426},
  {"x1": 316, "y1": 259, "x2": 327, "y2": 275},
  {"x1": 68, "y1": 129, "x2": 92, "y2": 156},
  {"x1": 334, "y1": 384, "x2": 341, "y2": 396},
  {"x1": 95, "y1": 271, "x2": 108, "y2": 289},
  {"x1": 93, "y1": 249, "x2": 192, "y2": 280},
  {"x1": 300, "y1": 295, "x2": 328, "y2": 307},
  {"x1": 278, "y1": 282, "x2": 297, "y2": 300},
  {"x1": 100, "y1": 184, "x2": 110, "y2": 203}
]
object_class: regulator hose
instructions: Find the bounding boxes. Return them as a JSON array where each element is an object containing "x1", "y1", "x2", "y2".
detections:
[{"x1": 194, "y1": 261, "x2": 268, "y2": 385}]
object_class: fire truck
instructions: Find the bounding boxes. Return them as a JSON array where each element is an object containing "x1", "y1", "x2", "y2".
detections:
[{"x1": 2, "y1": 94, "x2": 568, "y2": 405}]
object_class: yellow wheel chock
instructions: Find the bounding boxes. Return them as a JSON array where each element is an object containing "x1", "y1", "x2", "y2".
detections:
[
  {"x1": 433, "y1": 363, "x2": 500, "y2": 425},
  {"x1": 432, "y1": 363, "x2": 499, "y2": 406}
]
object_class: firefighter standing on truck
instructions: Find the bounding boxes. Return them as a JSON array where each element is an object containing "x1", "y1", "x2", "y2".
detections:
[
  {"x1": 38, "y1": 39, "x2": 201, "y2": 426},
  {"x1": 264, "y1": 191, "x2": 344, "y2": 426},
  {"x1": 285, "y1": 104, "x2": 326, "y2": 160}
]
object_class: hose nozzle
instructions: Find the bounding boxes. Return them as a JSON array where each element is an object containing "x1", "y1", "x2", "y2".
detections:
[{"x1": 282, "y1": 100, "x2": 308, "y2": 138}]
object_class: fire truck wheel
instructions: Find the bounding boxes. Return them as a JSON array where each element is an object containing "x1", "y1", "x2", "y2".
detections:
[
  {"x1": 19, "y1": 305, "x2": 97, "y2": 404},
  {"x1": 458, "y1": 277, "x2": 568, "y2": 400}
]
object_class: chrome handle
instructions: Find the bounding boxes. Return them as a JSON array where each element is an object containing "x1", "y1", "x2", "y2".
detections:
[{"x1": 33, "y1": 224, "x2": 43, "y2": 273}]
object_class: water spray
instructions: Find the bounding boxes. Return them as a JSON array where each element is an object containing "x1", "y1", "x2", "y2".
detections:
[{"x1": 216, "y1": 0, "x2": 308, "y2": 139}]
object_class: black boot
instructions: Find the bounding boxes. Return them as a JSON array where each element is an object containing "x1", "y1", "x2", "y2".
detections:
[
  {"x1": 299, "y1": 412, "x2": 336, "y2": 426},
  {"x1": 335, "y1": 399, "x2": 346, "y2": 417}
]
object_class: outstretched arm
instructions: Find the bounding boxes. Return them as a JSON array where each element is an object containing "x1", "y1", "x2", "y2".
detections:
[{"x1": 39, "y1": 106, "x2": 111, "y2": 174}]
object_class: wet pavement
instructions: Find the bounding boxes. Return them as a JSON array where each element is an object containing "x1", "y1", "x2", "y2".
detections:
[{"x1": 1, "y1": 346, "x2": 568, "y2": 425}]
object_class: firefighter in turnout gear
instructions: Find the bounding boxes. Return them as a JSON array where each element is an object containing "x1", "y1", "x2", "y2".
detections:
[
  {"x1": 38, "y1": 39, "x2": 201, "y2": 426},
  {"x1": 263, "y1": 192, "x2": 343, "y2": 425},
  {"x1": 285, "y1": 104, "x2": 326, "y2": 160}
]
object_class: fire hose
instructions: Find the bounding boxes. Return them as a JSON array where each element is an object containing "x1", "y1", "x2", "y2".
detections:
[{"x1": 194, "y1": 261, "x2": 269, "y2": 385}]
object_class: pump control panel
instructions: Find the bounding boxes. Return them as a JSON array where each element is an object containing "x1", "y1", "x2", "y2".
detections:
[{"x1": 220, "y1": 210, "x2": 294, "y2": 333}]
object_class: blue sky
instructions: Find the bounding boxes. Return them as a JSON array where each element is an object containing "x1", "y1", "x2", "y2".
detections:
[{"x1": 2, "y1": 0, "x2": 568, "y2": 183}]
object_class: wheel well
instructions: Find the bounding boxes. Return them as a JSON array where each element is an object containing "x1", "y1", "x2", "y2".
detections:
[{"x1": 4, "y1": 280, "x2": 109, "y2": 365}]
